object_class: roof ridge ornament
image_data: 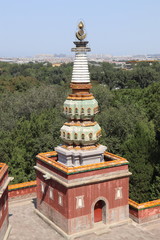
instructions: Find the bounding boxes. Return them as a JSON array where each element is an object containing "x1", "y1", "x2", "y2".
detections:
[{"x1": 76, "y1": 21, "x2": 86, "y2": 41}]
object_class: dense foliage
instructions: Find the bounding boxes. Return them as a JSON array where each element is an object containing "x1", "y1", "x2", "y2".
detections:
[{"x1": 0, "y1": 61, "x2": 160, "y2": 203}]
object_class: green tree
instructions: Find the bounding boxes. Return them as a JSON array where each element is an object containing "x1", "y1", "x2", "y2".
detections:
[{"x1": 122, "y1": 121, "x2": 156, "y2": 202}]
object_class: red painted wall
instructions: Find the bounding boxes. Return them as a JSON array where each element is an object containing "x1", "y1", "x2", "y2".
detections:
[
  {"x1": 7, "y1": 178, "x2": 160, "y2": 224},
  {"x1": 37, "y1": 159, "x2": 128, "y2": 180},
  {"x1": 8, "y1": 181, "x2": 37, "y2": 198},
  {"x1": 129, "y1": 207, "x2": 138, "y2": 218},
  {"x1": 67, "y1": 177, "x2": 129, "y2": 218},
  {"x1": 129, "y1": 205, "x2": 160, "y2": 220},
  {"x1": 68, "y1": 165, "x2": 128, "y2": 180},
  {"x1": 36, "y1": 170, "x2": 129, "y2": 219},
  {"x1": 0, "y1": 163, "x2": 8, "y2": 186},
  {"x1": 0, "y1": 164, "x2": 8, "y2": 231},
  {"x1": 0, "y1": 171, "x2": 8, "y2": 187},
  {"x1": 36, "y1": 173, "x2": 68, "y2": 217},
  {"x1": 139, "y1": 206, "x2": 160, "y2": 219},
  {"x1": 9, "y1": 186, "x2": 36, "y2": 198},
  {"x1": 0, "y1": 188, "x2": 8, "y2": 229}
]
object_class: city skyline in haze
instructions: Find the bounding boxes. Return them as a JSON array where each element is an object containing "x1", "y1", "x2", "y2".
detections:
[{"x1": 1, "y1": 0, "x2": 160, "y2": 57}]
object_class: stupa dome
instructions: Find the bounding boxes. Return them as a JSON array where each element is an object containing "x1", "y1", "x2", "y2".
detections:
[
  {"x1": 60, "y1": 121, "x2": 101, "y2": 145},
  {"x1": 63, "y1": 98, "x2": 98, "y2": 120}
]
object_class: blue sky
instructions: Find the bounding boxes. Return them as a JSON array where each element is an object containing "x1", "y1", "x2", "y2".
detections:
[{"x1": 1, "y1": 0, "x2": 160, "y2": 57}]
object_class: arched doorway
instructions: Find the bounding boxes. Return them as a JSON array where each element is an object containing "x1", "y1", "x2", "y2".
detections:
[{"x1": 94, "y1": 200, "x2": 105, "y2": 223}]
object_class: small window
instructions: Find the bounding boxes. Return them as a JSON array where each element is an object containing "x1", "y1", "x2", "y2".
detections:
[
  {"x1": 69, "y1": 108, "x2": 72, "y2": 113},
  {"x1": 67, "y1": 133, "x2": 70, "y2": 139},
  {"x1": 49, "y1": 188, "x2": 54, "y2": 200},
  {"x1": 81, "y1": 108, "x2": 84, "y2": 114},
  {"x1": 75, "y1": 133, "x2": 78, "y2": 139},
  {"x1": 75, "y1": 108, "x2": 78, "y2": 114},
  {"x1": 87, "y1": 108, "x2": 91, "y2": 115},
  {"x1": 115, "y1": 187, "x2": 122, "y2": 200},
  {"x1": 89, "y1": 133, "x2": 92, "y2": 140},
  {"x1": 76, "y1": 196, "x2": 84, "y2": 209},
  {"x1": 63, "y1": 132, "x2": 65, "y2": 137},
  {"x1": 66, "y1": 107, "x2": 68, "y2": 113},
  {"x1": 41, "y1": 182, "x2": 45, "y2": 193},
  {"x1": 58, "y1": 193, "x2": 63, "y2": 206},
  {"x1": 81, "y1": 134, "x2": 85, "y2": 140}
]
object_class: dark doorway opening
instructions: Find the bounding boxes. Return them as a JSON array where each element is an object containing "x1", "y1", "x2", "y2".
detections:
[{"x1": 94, "y1": 200, "x2": 105, "y2": 223}]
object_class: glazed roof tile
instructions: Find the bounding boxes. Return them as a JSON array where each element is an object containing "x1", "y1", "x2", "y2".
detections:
[
  {"x1": 129, "y1": 198, "x2": 160, "y2": 210},
  {"x1": 9, "y1": 180, "x2": 37, "y2": 190},
  {"x1": 36, "y1": 151, "x2": 128, "y2": 175}
]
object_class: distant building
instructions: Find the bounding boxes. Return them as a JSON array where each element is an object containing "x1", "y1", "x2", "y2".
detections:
[
  {"x1": 124, "y1": 60, "x2": 160, "y2": 70},
  {"x1": 52, "y1": 63, "x2": 63, "y2": 67}
]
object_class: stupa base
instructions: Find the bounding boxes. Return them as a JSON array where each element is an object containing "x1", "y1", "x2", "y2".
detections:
[{"x1": 55, "y1": 144, "x2": 107, "y2": 167}]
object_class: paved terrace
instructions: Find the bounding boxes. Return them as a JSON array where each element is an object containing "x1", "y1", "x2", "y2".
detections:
[{"x1": 8, "y1": 198, "x2": 160, "y2": 240}]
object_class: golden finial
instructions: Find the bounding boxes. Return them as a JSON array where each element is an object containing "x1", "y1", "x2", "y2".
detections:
[{"x1": 76, "y1": 21, "x2": 86, "y2": 41}]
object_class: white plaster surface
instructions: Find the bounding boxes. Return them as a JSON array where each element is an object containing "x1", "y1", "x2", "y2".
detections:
[
  {"x1": 8, "y1": 198, "x2": 160, "y2": 240},
  {"x1": 71, "y1": 52, "x2": 90, "y2": 83},
  {"x1": 56, "y1": 145, "x2": 107, "y2": 167}
]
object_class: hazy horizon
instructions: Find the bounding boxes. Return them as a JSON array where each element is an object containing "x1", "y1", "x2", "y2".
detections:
[{"x1": 1, "y1": 52, "x2": 160, "y2": 59}]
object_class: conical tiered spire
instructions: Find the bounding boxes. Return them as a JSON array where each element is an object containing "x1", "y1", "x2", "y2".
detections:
[{"x1": 55, "y1": 22, "x2": 106, "y2": 166}]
